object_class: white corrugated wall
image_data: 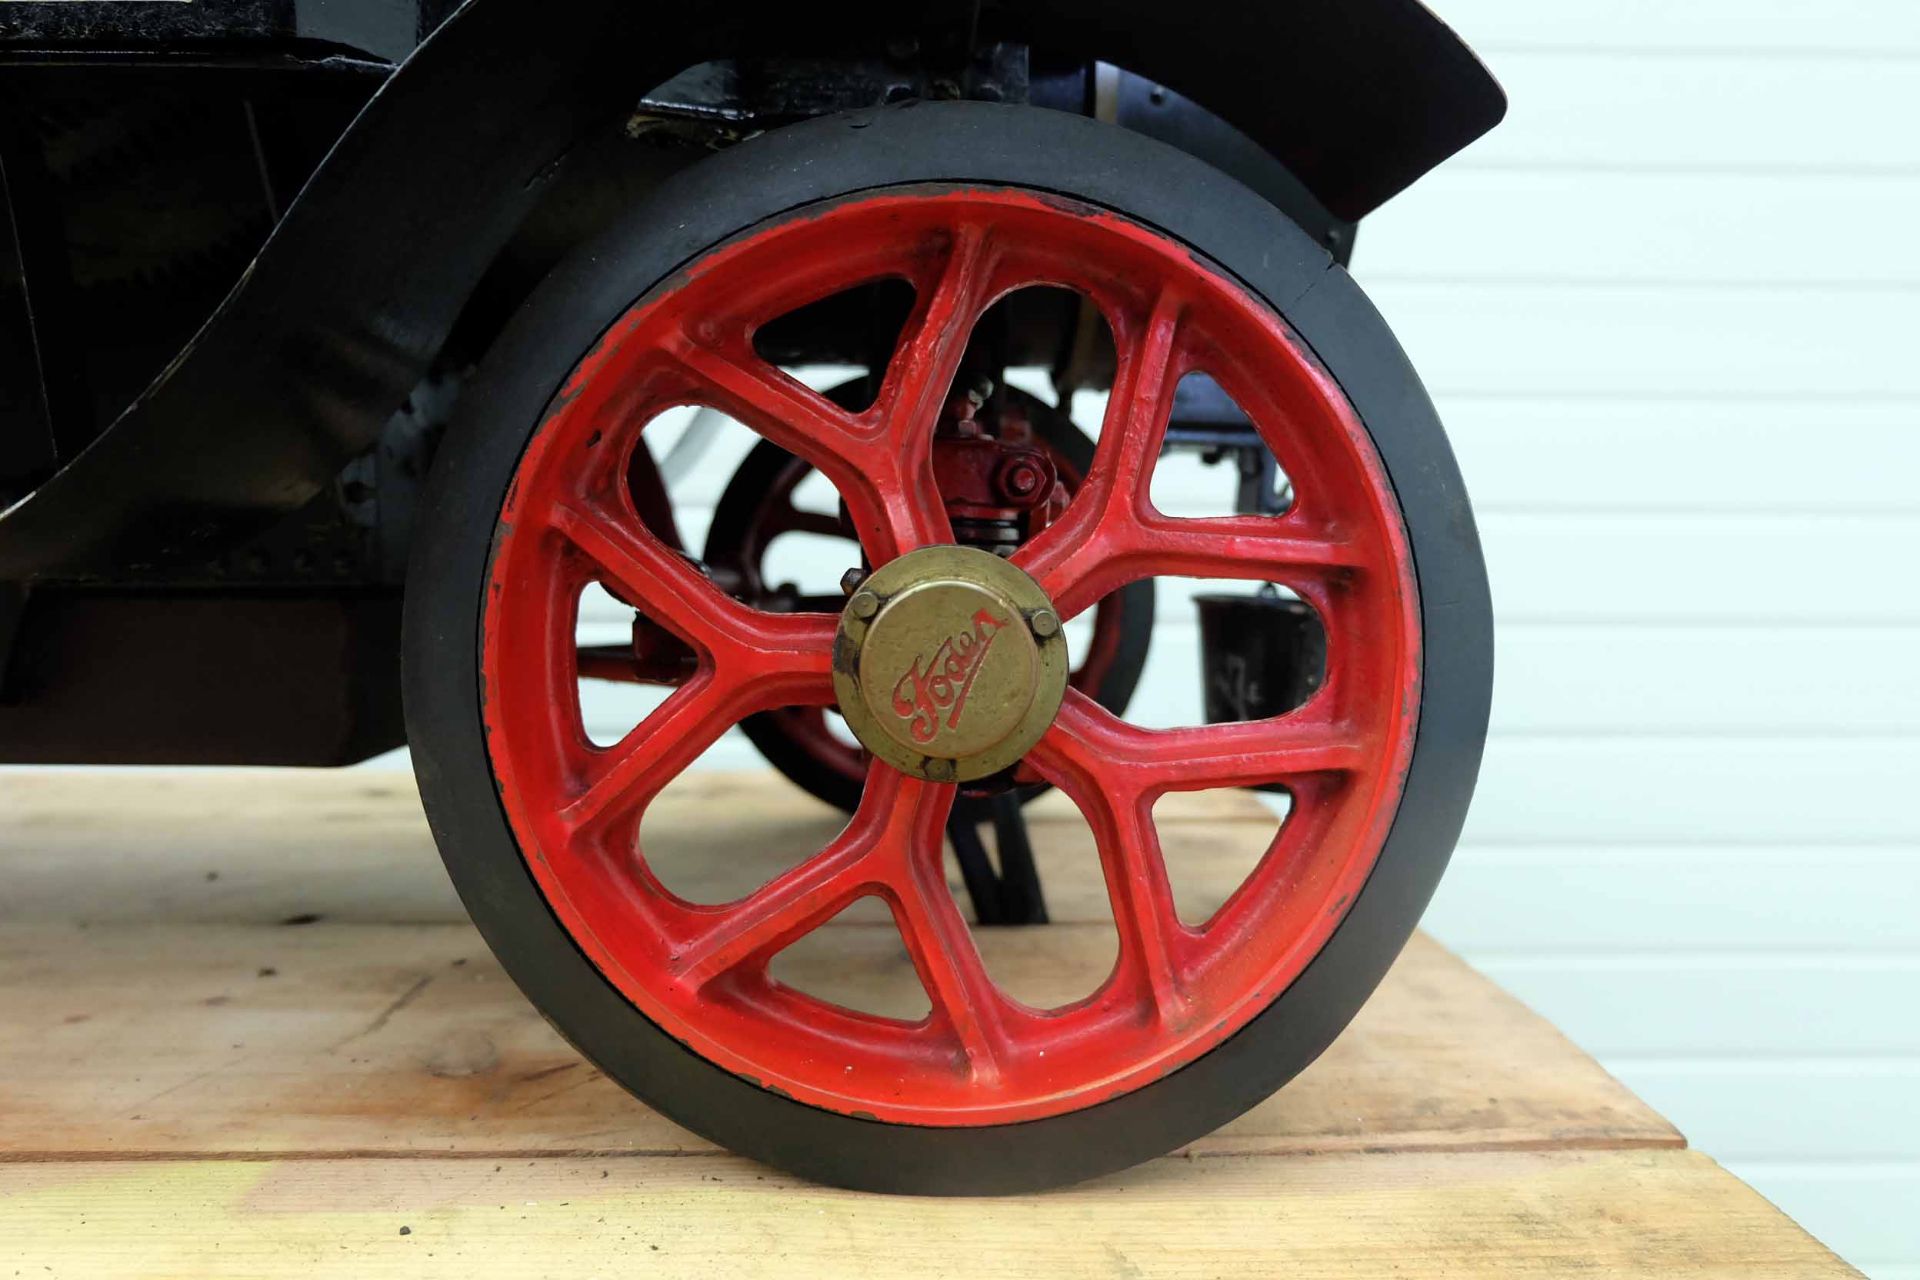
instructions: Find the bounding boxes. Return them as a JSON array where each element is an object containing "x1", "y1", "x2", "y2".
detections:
[
  {"x1": 1370, "y1": 4, "x2": 1920, "y2": 1274},
  {"x1": 573, "y1": 5, "x2": 1919, "y2": 1269}
]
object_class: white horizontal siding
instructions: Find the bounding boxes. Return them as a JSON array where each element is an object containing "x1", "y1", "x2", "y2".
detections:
[
  {"x1": 1370, "y1": 9, "x2": 1920, "y2": 1273},
  {"x1": 1477, "y1": 513, "x2": 1920, "y2": 624},
  {"x1": 1367, "y1": 173, "x2": 1920, "y2": 286},
  {"x1": 1489, "y1": 627, "x2": 1920, "y2": 732},
  {"x1": 1461, "y1": 738, "x2": 1920, "y2": 844},
  {"x1": 1436, "y1": 0, "x2": 1920, "y2": 53},
  {"x1": 1609, "y1": 1061, "x2": 1920, "y2": 1160},
  {"x1": 1430, "y1": 848, "x2": 1920, "y2": 953},
  {"x1": 1438, "y1": 399, "x2": 1920, "y2": 514},
  {"x1": 1455, "y1": 51, "x2": 1920, "y2": 172},
  {"x1": 1374, "y1": 283, "x2": 1920, "y2": 397},
  {"x1": 1471, "y1": 956, "x2": 1920, "y2": 1057}
]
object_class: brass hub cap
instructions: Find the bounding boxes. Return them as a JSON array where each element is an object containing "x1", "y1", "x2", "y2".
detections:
[{"x1": 832, "y1": 546, "x2": 1070, "y2": 783}]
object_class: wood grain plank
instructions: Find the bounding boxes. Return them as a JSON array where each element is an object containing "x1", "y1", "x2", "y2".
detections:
[
  {"x1": 0, "y1": 771, "x2": 1675, "y2": 1160},
  {"x1": 0, "y1": 771, "x2": 1859, "y2": 1277},
  {"x1": 0, "y1": 1150, "x2": 1859, "y2": 1278},
  {"x1": 0, "y1": 925, "x2": 1677, "y2": 1161}
]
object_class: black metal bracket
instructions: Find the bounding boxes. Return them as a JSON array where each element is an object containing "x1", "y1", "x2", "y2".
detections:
[
  {"x1": 1163, "y1": 375, "x2": 1292, "y2": 516},
  {"x1": 632, "y1": 41, "x2": 1030, "y2": 143},
  {"x1": 945, "y1": 791, "x2": 1049, "y2": 927}
]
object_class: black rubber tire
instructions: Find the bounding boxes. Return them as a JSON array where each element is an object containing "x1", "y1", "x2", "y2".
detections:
[
  {"x1": 708, "y1": 383, "x2": 1156, "y2": 813},
  {"x1": 404, "y1": 101, "x2": 1492, "y2": 1195}
]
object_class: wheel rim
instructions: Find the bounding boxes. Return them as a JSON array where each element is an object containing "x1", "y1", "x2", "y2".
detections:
[{"x1": 480, "y1": 186, "x2": 1420, "y2": 1125}]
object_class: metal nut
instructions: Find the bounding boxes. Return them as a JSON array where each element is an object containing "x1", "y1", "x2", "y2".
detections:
[
  {"x1": 848, "y1": 591, "x2": 881, "y2": 620},
  {"x1": 1029, "y1": 608, "x2": 1061, "y2": 638},
  {"x1": 996, "y1": 456, "x2": 1048, "y2": 502}
]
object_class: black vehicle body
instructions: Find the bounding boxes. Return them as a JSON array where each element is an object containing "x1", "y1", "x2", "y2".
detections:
[{"x1": 0, "y1": 0, "x2": 1503, "y2": 765}]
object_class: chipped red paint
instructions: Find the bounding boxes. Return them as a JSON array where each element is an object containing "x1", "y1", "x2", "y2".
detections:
[{"x1": 479, "y1": 187, "x2": 1420, "y2": 1125}]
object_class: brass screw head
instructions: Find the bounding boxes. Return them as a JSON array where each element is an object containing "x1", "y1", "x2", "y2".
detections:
[
  {"x1": 1029, "y1": 608, "x2": 1061, "y2": 638},
  {"x1": 848, "y1": 591, "x2": 881, "y2": 620}
]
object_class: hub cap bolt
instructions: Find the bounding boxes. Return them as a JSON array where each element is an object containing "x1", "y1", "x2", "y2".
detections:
[
  {"x1": 1029, "y1": 608, "x2": 1061, "y2": 638},
  {"x1": 848, "y1": 591, "x2": 881, "y2": 620}
]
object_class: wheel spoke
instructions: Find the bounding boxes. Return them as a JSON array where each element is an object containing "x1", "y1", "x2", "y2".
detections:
[
  {"x1": 1041, "y1": 688, "x2": 1365, "y2": 798},
  {"x1": 1130, "y1": 714, "x2": 1367, "y2": 793},
  {"x1": 875, "y1": 223, "x2": 997, "y2": 439},
  {"x1": 559, "y1": 610, "x2": 836, "y2": 834},
  {"x1": 558, "y1": 674, "x2": 737, "y2": 835},
  {"x1": 552, "y1": 496, "x2": 835, "y2": 681},
  {"x1": 876, "y1": 781, "x2": 1013, "y2": 1076},
  {"x1": 547, "y1": 497, "x2": 834, "y2": 834},
  {"x1": 1017, "y1": 287, "x2": 1185, "y2": 614},
  {"x1": 665, "y1": 329, "x2": 925, "y2": 559},
  {"x1": 829, "y1": 224, "x2": 998, "y2": 562},
  {"x1": 1199, "y1": 774, "x2": 1347, "y2": 946},
  {"x1": 869, "y1": 224, "x2": 996, "y2": 550},
  {"x1": 550, "y1": 497, "x2": 732, "y2": 651},
  {"x1": 666, "y1": 227, "x2": 995, "y2": 567},
  {"x1": 666, "y1": 329, "x2": 866, "y2": 473},
  {"x1": 1130, "y1": 515, "x2": 1365, "y2": 584},
  {"x1": 1049, "y1": 516, "x2": 1363, "y2": 621},
  {"x1": 1027, "y1": 699, "x2": 1185, "y2": 1016},
  {"x1": 673, "y1": 765, "x2": 908, "y2": 988}
]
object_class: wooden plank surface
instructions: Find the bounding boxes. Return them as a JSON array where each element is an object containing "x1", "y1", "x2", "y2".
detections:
[
  {"x1": 0, "y1": 770, "x2": 1675, "y2": 1160},
  {"x1": 0, "y1": 923, "x2": 1680, "y2": 1161},
  {"x1": 0, "y1": 770, "x2": 1854, "y2": 1276},
  {"x1": 2, "y1": 1151, "x2": 1854, "y2": 1279}
]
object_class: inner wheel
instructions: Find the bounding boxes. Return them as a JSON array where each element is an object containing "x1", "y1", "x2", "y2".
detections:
[{"x1": 480, "y1": 186, "x2": 1420, "y2": 1125}]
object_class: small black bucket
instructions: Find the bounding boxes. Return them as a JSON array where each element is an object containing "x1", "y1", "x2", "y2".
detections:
[{"x1": 1195, "y1": 592, "x2": 1326, "y2": 727}]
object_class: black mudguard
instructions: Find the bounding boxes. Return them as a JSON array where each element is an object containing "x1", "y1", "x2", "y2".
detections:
[{"x1": 0, "y1": 0, "x2": 1502, "y2": 581}]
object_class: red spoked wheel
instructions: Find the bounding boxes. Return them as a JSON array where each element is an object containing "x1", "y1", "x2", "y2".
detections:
[
  {"x1": 407, "y1": 103, "x2": 1487, "y2": 1190},
  {"x1": 480, "y1": 183, "x2": 1418, "y2": 1125}
]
